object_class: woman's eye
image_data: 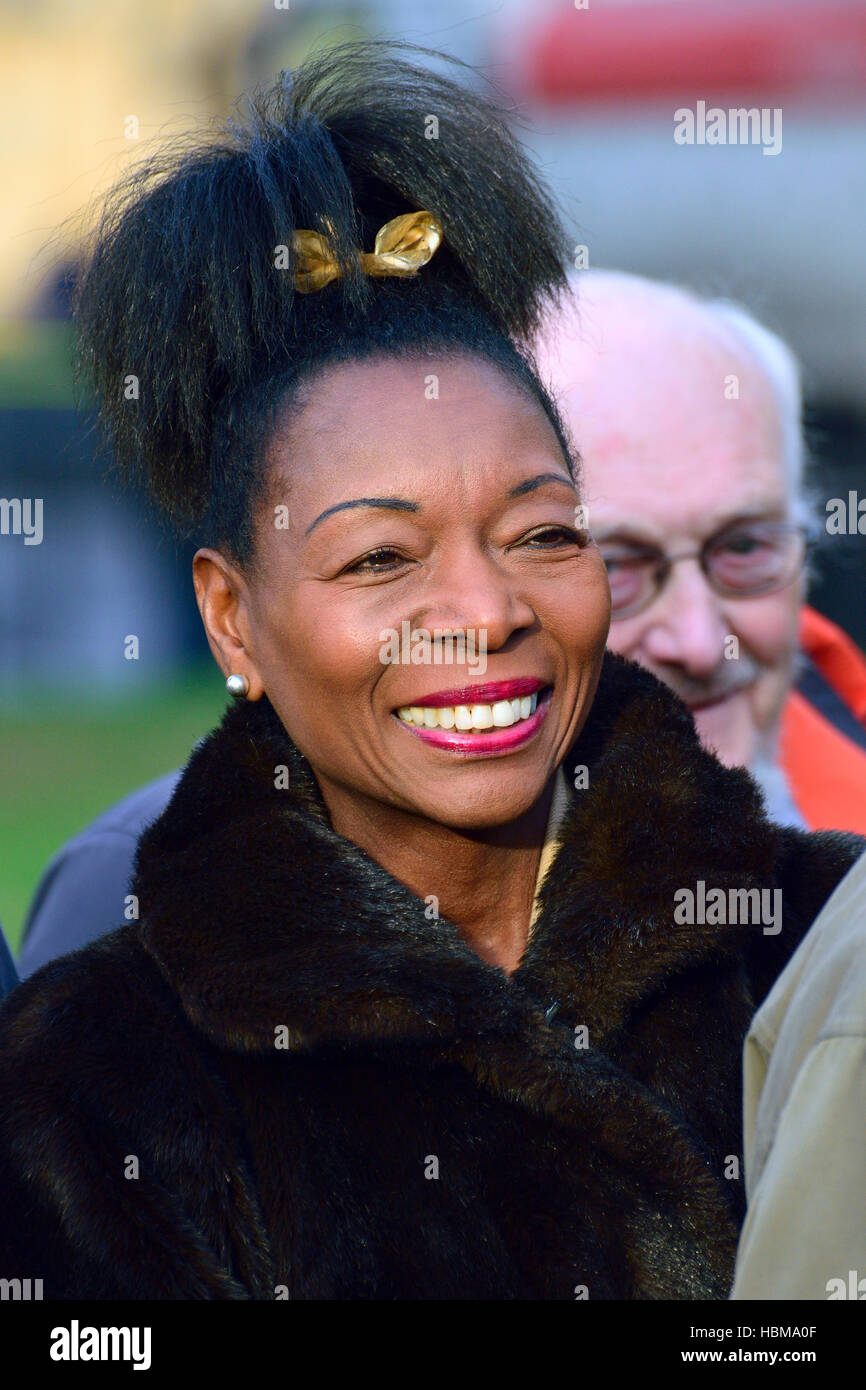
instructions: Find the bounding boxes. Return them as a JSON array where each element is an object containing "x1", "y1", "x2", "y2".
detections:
[
  {"x1": 344, "y1": 547, "x2": 408, "y2": 574},
  {"x1": 344, "y1": 527, "x2": 583, "y2": 574},
  {"x1": 520, "y1": 526, "x2": 585, "y2": 549}
]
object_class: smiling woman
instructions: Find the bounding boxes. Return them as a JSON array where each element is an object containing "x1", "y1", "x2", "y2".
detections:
[
  {"x1": 0, "y1": 39, "x2": 862, "y2": 1303},
  {"x1": 201, "y1": 351, "x2": 610, "y2": 870}
]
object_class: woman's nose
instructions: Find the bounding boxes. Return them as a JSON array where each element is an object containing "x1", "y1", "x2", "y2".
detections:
[{"x1": 412, "y1": 549, "x2": 537, "y2": 651}]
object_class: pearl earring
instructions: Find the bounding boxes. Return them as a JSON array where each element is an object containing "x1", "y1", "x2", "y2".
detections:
[{"x1": 226, "y1": 673, "x2": 250, "y2": 698}]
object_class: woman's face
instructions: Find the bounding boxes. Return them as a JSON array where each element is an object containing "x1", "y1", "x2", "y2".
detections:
[{"x1": 195, "y1": 353, "x2": 611, "y2": 830}]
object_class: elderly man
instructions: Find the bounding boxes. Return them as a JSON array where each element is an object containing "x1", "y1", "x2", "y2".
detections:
[
  {"x1": 16, "y1": 271, "x2": 866, "y2": 980},
  {"x1": 536, "y1": 270, "x2": 866, "y2": 834},
  {"x1": 539, "y1": 277, "x2": 866, "y2": 1303}
]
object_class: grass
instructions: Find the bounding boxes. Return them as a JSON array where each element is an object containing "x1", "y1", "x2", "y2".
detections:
[
  {"x1": 0, "y1": 320, "x2": 78, "y2": 408},
  {"x1": 0, "y1": 662, "x2": 226, "y2": 954}
]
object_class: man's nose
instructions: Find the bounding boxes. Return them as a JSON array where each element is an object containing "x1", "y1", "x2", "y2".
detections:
[{"x1": 638, "y1": 559, "x2": 730, "y2": 675}]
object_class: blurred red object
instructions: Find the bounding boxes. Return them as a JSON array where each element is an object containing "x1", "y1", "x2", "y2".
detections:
[{"x1": 524, "y1": 0, "x2": 866, "y2": 104}]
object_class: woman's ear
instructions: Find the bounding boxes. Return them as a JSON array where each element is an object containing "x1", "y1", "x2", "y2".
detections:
[{"x1": 192, "y1": 549, "x2": 265, "y2": 701}]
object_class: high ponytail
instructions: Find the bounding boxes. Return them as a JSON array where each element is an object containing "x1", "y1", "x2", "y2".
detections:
[{"x1": 72, "y1": 40, "x2": 574, "y2": 559}]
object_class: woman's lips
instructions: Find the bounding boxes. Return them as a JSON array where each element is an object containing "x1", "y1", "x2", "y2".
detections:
[
  {"x1": 404, "y1": 677, "x2": 545, "y2": 708},
  {"x1": 392, "y1": 686, "x2": 554, "y2": 756}
]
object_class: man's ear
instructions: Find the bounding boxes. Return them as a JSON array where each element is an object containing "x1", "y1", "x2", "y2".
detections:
[{"x1": 192, "y1": 549, "x2": 264, "y2": 701}]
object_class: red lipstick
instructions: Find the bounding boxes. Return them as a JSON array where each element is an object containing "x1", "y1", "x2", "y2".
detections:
[
  {"x1": 392, "y1": 686, "x2": 554, "y2": 758},
  {"x1": 398, "y1": 677, "x2": 546, "y2": 709}
]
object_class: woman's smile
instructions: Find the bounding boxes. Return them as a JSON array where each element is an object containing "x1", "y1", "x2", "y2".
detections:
[
  {"x1": 393, "y1": 683, "x2": 554, "y2": 756},
  {"x1": 206, "y1": 351, "x2": 612, "y2": 832}
]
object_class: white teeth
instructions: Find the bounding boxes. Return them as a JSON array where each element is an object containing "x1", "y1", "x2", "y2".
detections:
[
  {"x1": 396, "y1": 689, "x2": 546, "y2": 729},
  {"x1": 492, "y1": 700, "x2": 515, "y2": 727}
]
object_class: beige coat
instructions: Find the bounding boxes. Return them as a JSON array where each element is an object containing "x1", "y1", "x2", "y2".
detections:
[{"x1": 731, "y1": 850, "x2": 866, "y2": 1299}]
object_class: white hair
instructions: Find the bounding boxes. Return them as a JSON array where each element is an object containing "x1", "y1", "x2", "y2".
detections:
[
  {"x1": 566, "y1": 269, "x2": 819, "y2": 537},
  {"x1": 703, "y1": 297, "x2": 816, "y2": 532}
]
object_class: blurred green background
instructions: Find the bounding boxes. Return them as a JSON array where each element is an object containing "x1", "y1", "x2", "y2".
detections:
[
  {"x1": 1, "y1": 664, "x2": 225, "y2": 953},
  {"x1": 0, "y1": 318, "x2": 225, "y2": 952}
]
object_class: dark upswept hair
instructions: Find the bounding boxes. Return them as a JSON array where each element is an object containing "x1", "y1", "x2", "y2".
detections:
[{"x1": 72, "y1": 40, "x2": 576, "y2": 564}]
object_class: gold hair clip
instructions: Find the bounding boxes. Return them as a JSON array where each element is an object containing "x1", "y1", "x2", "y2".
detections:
[{"x1": 292, "y1": 210, "x2": 444, "y2": 294}]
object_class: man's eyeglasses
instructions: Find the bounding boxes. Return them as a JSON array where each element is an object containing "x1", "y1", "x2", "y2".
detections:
[{"x1": 598, "y1": 521, "x2": 810, "y2": 620}]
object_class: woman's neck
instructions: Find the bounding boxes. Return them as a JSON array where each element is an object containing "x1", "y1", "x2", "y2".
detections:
[{"x1": 315, "y1": 773, "x2": 558, "y2": 975}]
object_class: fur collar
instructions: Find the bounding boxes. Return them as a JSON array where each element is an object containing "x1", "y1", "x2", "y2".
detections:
[{"x1": 132, "y1": 652, "x2": 783, "y2": 1058}]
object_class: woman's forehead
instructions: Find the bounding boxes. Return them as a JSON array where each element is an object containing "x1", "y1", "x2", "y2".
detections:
[{"x1": 267, "y1": 353, "x2": 565, "y2": 490}]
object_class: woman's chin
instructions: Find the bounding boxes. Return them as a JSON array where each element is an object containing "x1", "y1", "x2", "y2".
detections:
[{"x1": 394, "y1": 765, "x2": 558, "y2": 832}]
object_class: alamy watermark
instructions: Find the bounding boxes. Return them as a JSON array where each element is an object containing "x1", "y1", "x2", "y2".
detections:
[
  {"x1": 50, "y1": 1321, "x2": 151, "y2": 1370},
  {"x1": 0, "y1": 1277, "x2": 42, "y2": 1299},
  {"x1": 0, "y1": 497, "x2": 42, "y2": 545},
  {"x1": 826, "y1": 491, "x2": 866, "y2": 535},
  {"x1": 674, "y1": 102, "x2": 782, "y2": 157},
  {"x1": 378, "y1": 621, "x2": 487, "y2": 675},
  {"x1": 827, "y1": 1270, "x2": 866, "y2": 1299},
  {"x1": 674, "y1": 880, "x2": 782, "y2": 935}
]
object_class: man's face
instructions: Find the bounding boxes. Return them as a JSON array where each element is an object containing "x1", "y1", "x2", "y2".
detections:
[{"x1": 550, "y1": 291, "x2": 803, "y2": 770}]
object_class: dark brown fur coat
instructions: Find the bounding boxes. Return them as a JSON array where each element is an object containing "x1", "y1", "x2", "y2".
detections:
[{"x1": 0, "y1": 653, "x2": 860, "y2": 1300}]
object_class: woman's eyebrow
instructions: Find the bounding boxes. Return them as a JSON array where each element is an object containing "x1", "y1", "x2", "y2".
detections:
[
  {"x1": 305, "y1": 473, "x2": 575, "y2": 537},
  {"x1": 507, "y1": 473, "x2": 576, "y2": 499},
  {"x1": 305, "y1": 497, "x2": 419, "y2": 537}
]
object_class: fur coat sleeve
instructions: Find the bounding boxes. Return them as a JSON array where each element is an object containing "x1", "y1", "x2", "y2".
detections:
[{"x1": 0, "y1": 653, "x2": 861, "y2": 1300}]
